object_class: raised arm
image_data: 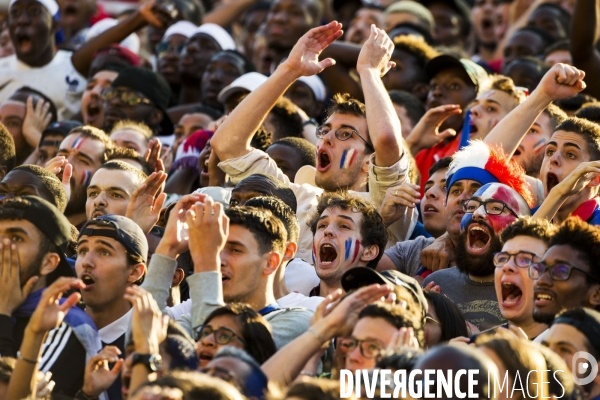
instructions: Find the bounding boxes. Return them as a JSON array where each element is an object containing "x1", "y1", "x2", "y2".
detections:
[
  {"x1": 356, "y1": 25, "x2": 403, "y2": 167},
  {"x1": 211, "y1": 21, "x2": 343, "y2": 161},
  {"x1": 203, "y1": 0, "x2": 261, "y2": 27},
  {"x1": 570, "y1": 0, "x2": 600, "y2": 98},
  {"x1": 484, "y1": 63, "x2": 586, "y2": 156}
]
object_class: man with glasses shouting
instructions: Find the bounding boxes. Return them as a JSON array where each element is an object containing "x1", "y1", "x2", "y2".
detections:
[
  {"x1": 102, "y1": 67, "x2": 174, "y2": 137},
  {"x1": 423, "y1": 182, "x2": 532, "y2": 330},
  {"x1": 530, "y1": 217, "x2": 600, "y2": 326},
  {"x1": 492, "y1": 217, "x2": 557, "y2": 339}
]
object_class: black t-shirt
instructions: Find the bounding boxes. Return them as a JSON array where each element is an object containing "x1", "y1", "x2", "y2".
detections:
[{"x1": 102, "y1": 334, "x2": 126, "y2": 400}]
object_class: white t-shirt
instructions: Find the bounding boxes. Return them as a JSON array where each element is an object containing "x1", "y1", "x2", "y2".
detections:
[
  {"x1": 276, "y1": 292, "x2": 323, "y2": 311},
  {"x1": 0, "y1": 50, "x2": 86, "y2": 120},
  {"x1": 284, "y1": 258, "x2": 320, "y2": 296}
]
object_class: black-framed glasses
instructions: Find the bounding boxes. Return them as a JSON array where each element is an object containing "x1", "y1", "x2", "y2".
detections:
[
  {"x1": 155, "y1": 41, "x2": 185, "y2": 57},
  {"x1": 493, "y1": 251, "x2": 539, "y2": 268},
  {"x1": 101, "y1": 88, "x2": 153, "y2": 107},
  {"x1": 529, "y1": 262, "x2": 598, "y2": 282},
  {"x1": 316, "y1": 125, "x2": 374, "y2": 152},
  {"x1": 461, "y1": 198, "x2": 518, "y2": 217},
  {"x1": 197, "y1": 325, "x2": 247, "y2": 346},
  {"x1": 337, "y1": 337, "x2": 384, "y2": 359}
]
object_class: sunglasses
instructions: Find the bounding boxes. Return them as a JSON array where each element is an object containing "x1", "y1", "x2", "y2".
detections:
[{"x1": 156, "y1": 41, "x2": 185, "y2": 57}]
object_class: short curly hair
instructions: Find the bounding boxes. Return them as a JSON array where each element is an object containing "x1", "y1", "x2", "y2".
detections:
[
  {"x1": 500, "y1": 216, "x2": 557, "y2": 245},
  {"x1": 307, "y1": 192, "x2": 387, "y2": 268},
  {"x1": 324, "y1": 93, "x2": 366, "y2": 121},
  {"x1": 12, "y1": 165, "x2": 67, "y2": 212}
]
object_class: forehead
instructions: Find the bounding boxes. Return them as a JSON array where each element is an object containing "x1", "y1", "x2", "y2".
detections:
[
  {"x1": 429, "y1": 168, "x2": 448, "y2": 182},
  {"x1": 320, "y1": 206, "x2": 364, "y2": 225},
  {"x1": 549, "y1": 130, "x2": 589, "y2": 153},
  {"x1": 0, "y1": 218, "x2": 40, "y2": 237},
  {"x1": 208, "y1": 53, "x2": 245, "y2": 71},
  {"x1": 2, "y1": 169, "x2": 41, "y2": 186},
  {"x1": 323, "y1": 112, "x2": 368, "y2": 135},
  {"x1": 179, "y1": 113, "x2": 213, "y2": 126},
  {"x1": 542, "y1": 244, "x2": 587, "y2": 267},
  {"x1": 90, "y1": 70, "x2": 118, "y2": 83},
  {"x1": 60, "y1": 133, "x2": 106, "y2": 154},
  {"x1": 0, "y1": 101, "x2": 25, "y2": 116},
  {"x1": 474, "y1": 183, "x2": 522, "y2": 213},
  {"x1": 353, "y1": 316, "x2": 397, "y2": 339},
  {"x1": 78, "y1": 231, "x2": 126, "y2": 250},
  {"x1": 546, "y1": 323, "x2": 588, "y2": 347},
  {"x1": 90, "y1": 168, "x2": 140, "y2": 189},
  {"x1": 475, "y1": 90, "x2": 516, "y2": 110}
]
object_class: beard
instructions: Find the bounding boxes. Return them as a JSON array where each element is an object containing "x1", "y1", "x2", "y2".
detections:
[
  {"x1": 532, "y1": 308, "x2": 557, "y2": 324},
  {"x1": 65, "y1": 178, "x2": 88, "y2": 217},
  {"x1": 315, "y1": 155, "x2": 366, "y2": 192},
  {"x1": 455, "y1": 221, "x2": 503, "y2": 277}
]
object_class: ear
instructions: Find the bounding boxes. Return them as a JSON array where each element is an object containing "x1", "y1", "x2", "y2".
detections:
[
  {"x1": 39, "y1": 252, "x2": 61, "y2": 277},
  {"x1": 282, "y1": 242, "x2": 298, "y2": 262},
  {"x1": 171, "y1": 268, "x2": 185, "y2": 287},
  {"x1": 361, "y1": 155, "x2": 370, "y2": 174},
  {"x1": 263, "y1": 252, "x2": 281, "y2": 276},
  {"x1": 127, "y1": 263, "x2": 147, "y2": 284},
  {"x1": 359, "y1": 244, "x2": 379, "y2": 264},
  {"x1": 587, "y1": 284, "x2": 600, "y2": 308}
]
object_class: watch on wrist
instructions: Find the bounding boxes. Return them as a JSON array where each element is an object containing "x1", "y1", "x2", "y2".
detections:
[{"x1": 131, "y1": 353, "x2": 162, "y2": 372}]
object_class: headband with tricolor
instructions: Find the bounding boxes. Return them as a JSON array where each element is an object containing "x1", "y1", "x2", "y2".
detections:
[
  {"x1": 446, "y1": 140, "x2": 533, "y2": 207},
  {"x1": 9, "y1": 0, "x2": 59, "y2": 16}
]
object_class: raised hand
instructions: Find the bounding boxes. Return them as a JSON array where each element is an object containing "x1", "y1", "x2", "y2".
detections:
[
  {"x1": 186, "y1": 196, "x2": 229, "y2": 273},
  {"x1": 81, "y1": 346, "x2": 123, "y2": 398},
  {"x1": 550, "y1": 160, "x2": 600, "y2": 198},
  {"x1": 124, "y1": 286, "x2": 168, "y2": 354},
  {"x1": 26, "y1": 277, "x2": 85, "y2": 335},
  {"x1": 44, "y1": 156, "x2": 72, "y2": 203},
  {"x1": 0, "y1": 240, "x2": 40, "y2": 315},
  {"x1": 421, "y1": 232, "x2": 455, "y2": 272},
  {"x1": 144, "y1": 139, "x2": 166, "y2": 174},
  {"x1": 126, "y1": 172, "x2": 168, "y2": 233},
  {"x1": 22, "y1": 96, "x2": 52, "y2": 148},
  {"x1": 379, "y1": 183, "x2": 421, "y2": 227},
  {"x1": 282, "y1": 21, "x2": 343, "y2": 78},
  {"x1": 155, "y1": 193, "x2": 206, "y2": 258},
  {"x1": 405, "y1": 104, "x2": 462, "y2": 155},
  {"x1": 385, "y1": 327, "x2": 420, "y2": 352},
  {"x1": 535, "y1": 63, "x2": 586, "y2": 103},
  {"x1": 356, "y1": 25, "x2": 395, "y2": 76}
]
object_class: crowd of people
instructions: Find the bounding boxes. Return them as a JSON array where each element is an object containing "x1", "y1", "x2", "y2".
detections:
[{"x1": 0, "y1": 0, "x2": 598, "y2": 398}]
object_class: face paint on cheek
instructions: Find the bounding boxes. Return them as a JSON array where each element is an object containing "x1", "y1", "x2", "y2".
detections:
[
  {"x1": 339, "y1": 149, "x2": 357, "y2": 169},
  {"x1": 352, "y1": 239, "x2": 360, "y2": 263},
  {"x1": 487, "y1": 214, "x2": 517, "y2": 233},
  {"x1": 486, "y1": 118, "x2": 499, "y2": 131},
  {"x1": 80, "y1": 170, "x2": 91, "y2": 186},
  {"x1": 532, "y1": 138, "x2": 546, "y2": 154},
  {"x1": 344, "y1": 238, "x2": 360, "y2": 262},
  {"x1": 460, "y1": 213, "x2": 473, "y2": 232},
  {"x1": 312, "y1": 243, "x2": 316, "y2": 264}
]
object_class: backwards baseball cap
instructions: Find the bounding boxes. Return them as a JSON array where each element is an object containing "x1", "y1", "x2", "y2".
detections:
[
  {"x1": 342, "y1": 266, "x2": 428, "y2": 318},
  {"x1": 0, "y1": 196, "x2": 73, "y2": 283},
  {"x1": 111, "y1": 67, "x2": 174, "y2": 136},
  {"x1": 552, "y1": 308, "x2": 600, "y2": 355},
  {"x1": 297, "y1": 75, "x2": 327, "y2": 102},
  {"x1": 41, "y1": 120, "x2": 82, "y2": 141},
  {"x1": 425, "y1": 54, "x2": 489, "y2": 93},
  {"x1": 164, "y1": 20, "x2": 197, "y2": 40},
  {"x1": 79, "y1": 215, "x2": 148, "y2": 264},
  {"x1": 9, "y1": 0, "x2": 58, "y2": 16},
  {"x1": 218, "y1": 72, "x2": 268, "y2": 103}
]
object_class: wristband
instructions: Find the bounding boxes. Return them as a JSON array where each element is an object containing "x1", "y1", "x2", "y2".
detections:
[
  {"x1": 17, "y1": 351, "x2": 40, "y2": 364},
  {"x1": 307, "y1": 327, "x2": 326, "y2": 343}
]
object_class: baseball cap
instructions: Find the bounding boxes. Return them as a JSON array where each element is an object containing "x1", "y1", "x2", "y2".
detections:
[
  {"x1": 9, "y1": 0, "x2": 58, "y2": 15},
  {"x1": 193, "y1": 23, "x2": 236, "y2": 51},
  {"x1": 552, "y1": 308, "x2": 600, "y2": 355},
  {"x1": 40, "y1": 120, "x2": 82, "y2": 143},
  {"x1": 297, "y1": 75, "x2": 327, "y2": 102},
  {"x1": 93, "y1": 44, "x2": 142, "y2": 68},
  {"x1": 0, "y1": 196, "x2": 73, "y2": 283},
  {"x1": 217, "y1": 72, "x2": 268, "y2": 103},
  {"x1": 79, "y1": 215, "x2": 149, "y2": 264},
  {"x1": 425, "y1": 55, "x2": 489, "y2": 92},
  {"x1": 341, "y1": 266, "x2": 428, "y2": 316},
  {"x1": 111, "y1": 67, "x2": 174, "y2": 136},
  {"x1": 86, "y1": 19, "x2": 140, "y2": 54},
  {"x1": 164, "y1": 21, "x2": 197, "y2": 40}
]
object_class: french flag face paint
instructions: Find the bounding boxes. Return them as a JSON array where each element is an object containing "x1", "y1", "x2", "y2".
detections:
[
  {"x1": 312, "y1": 243, "x2": 316, "y2": 265},
  {"x1": 339, "y1": 148, "x2": 357, "y2": 169},
  {"x1": 81, "y1": 170, "x2": 91, "y2": 186},
  {"x1": 71, "y1": 136, "x2": 85, "y2": 150},
  {"x1": 344, "y1": 238, "x2": 360, "y2": 263}
]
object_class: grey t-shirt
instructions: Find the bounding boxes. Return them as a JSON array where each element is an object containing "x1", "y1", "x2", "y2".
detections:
[
  {"x1": 385, "y1": 236, "x2": 435, "y2": 276},
  {"x1": 422, "y1": 267, "x2": 505, "y2": 331}
]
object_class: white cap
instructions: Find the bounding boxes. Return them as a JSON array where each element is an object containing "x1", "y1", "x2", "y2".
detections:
[
  {"x1": 163, "y1": 21, "x2": 197, "y2": 40},
  {"x1": 193, "y1": 23, "x2": 236, "y2": 51},
  {"x1": 297, "y1": 75, "x2": 326, "y2": 101},
  {"x1": 193, "y1": 187, "x2": 232, "y2": 207},
  {"x1": 9, "y1": 0, "x2": 59, "y2": 15},
  {"x1": 217, "y1": 72, "x2": 268, "y2": 103},
  {"x1": 85, "y1": 18, "x2": 140, "y2": 54}
]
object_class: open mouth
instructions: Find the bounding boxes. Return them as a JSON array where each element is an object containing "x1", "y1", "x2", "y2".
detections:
[
  {"x1": 501, "y1": 282, "x2": 523, "y2": 306},
  {"x1": 199, "y1": 351, "x2": 214, "y2": 363},
  {"x1": 423, "y1": 204, "x2": 438, "y2": 214},
  {"x1": 467, "y1": 225, "x2": 491, "y2": 254},
  {"x1": 92, "y1": 210, "x2": 105, "y2": 218},
  {"x1": 546, "y1": 172, "x2": 559, "y2": 193},
  {"x1": 319, "y1": 243, "x2": 338, "y2": 266},
  {"x1": 86, "y1": 102, "x2": 102, "y2": 120},
  {"x1": 81, "y1": 274, "x2": 95, "y2": 287},
  {"x1": 14, "y1": 34, "x2": 32, "y2": 52},
  {"x1": 534, "y1": 291, "x2": 554, "y2": 306},
  {"x1": 514, "y1": 148, "x2": 522, "y2": 156},
  {"x1": 470, "y1": 123, "x2": 479, "y2": 135},
  {"x1": 481, "y1": 17, "x2": 493, "y2": 30},
  {"x1": 317, "y1": 151, "x2": 331, "y2": 171}
]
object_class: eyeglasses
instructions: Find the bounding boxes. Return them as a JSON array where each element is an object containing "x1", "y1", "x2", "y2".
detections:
[
  {"x1": 197, "y1": 325, "x2": 247, "y2": 346},
  {"x1": 493, "y1": 251, "x2": 539, "y2": 268},
  {"x1": 101, "y1": 88, "x2": 153, "y2": 107},
  {"x1": 529, "y1": 262, "x2": 598, "y2": 282},
  {"x1": 337, "y1": 337, "x2": 383, "y2": 359},
  {"x1": 316, "y1": 125, "x2": 374, "y2": 152},
  {"x1": 155, "y1": 41, "x2": 185, "y2": 57},
  {"x1": 461, "y1": 198, "x2": 518, "y2": 217}
]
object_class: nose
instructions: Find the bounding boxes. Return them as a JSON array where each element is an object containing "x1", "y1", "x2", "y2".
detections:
[
  {"x1": 470, "y1": 105, "x2": 481, "y2": 118},
  {"x1": 426, "y1": 187, "x2": 438, "y2": 199},
  {"x1": 93, "y1": 191, "x2": 108, "y2": 208},
  {"x1": 501, "y1": 257, "x2": 518, "y2": 274},
  {"x1": 472, "y1": 204, "x2": 488, "y2": 221},
  {"x1": 548, "y1": 151, "x2": 561, "y2": 166},
  {"x1": 200, "y1": 332, "x2": 216, "y2": 347},
  {"x1": 535, "y1": 267, "x2": 554, "y2": 287},
  {"x1": 347, "y1": 345, "x2": 363, "y2": 365}
]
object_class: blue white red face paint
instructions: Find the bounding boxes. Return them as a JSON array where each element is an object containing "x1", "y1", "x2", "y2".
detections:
[
  {"x1": 71, "y1": 136, "x2": 85, "y2": 149},
  {"x1": 339, "y1": 149, "x2": 357, "y2": 169},
  {"x1": 312, "y1": 243, "x2": 316, "y2": 264},
  {"x1": 344, "y1": 238, "x2": 360, "y2": 263},
  {"x1": 532, "y1": 138, "x2": 546, "y2": 154},
  {"x1": 81, "y1": 170, "x2": 91, "y2": 186},
  {"x1": 460, "y1": 183, "x2": 522, "y2": 233}
]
